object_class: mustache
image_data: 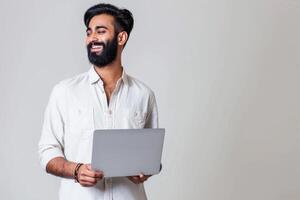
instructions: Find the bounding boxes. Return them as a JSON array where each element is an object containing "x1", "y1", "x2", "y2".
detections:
[{"x1": 87, "y1": 41, "x2": 106, "y2": 49}]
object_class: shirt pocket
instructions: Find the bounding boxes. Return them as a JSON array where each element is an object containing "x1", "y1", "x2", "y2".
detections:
[
  {"x1": 69, "y1": 107, "x2": 94, "y2": 138},
  {"x1": 119, "y1": 108, "x2": 147, "y2": 129},
  {"x1": 132, "y1": 110, "x2": 147, "y2": 127}
]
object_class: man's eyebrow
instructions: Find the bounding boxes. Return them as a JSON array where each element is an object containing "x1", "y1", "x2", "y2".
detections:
[
  {"x1": 95, "y1": 25, "x2": 108, "y2": 30},
  {"x1": 86, "y1": 26, "x2": 108, "y2": 33}
]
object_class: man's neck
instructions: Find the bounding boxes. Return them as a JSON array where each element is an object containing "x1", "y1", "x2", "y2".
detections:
[
  {"x1": 94, "y1": 60, "x2": 123, "y2": 106},
  {"x1": 94, "y1": 60, "x2": 123, "y2": 87}
]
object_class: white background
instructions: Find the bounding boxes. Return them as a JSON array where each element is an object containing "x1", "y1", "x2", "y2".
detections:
[{"x1": 0, "y1": 0, "x2": 299, "y2": 199}]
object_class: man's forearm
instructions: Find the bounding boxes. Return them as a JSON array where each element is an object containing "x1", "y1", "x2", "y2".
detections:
[{"x1": 46, "y1": 157, "x2": 77, "y2": 178}]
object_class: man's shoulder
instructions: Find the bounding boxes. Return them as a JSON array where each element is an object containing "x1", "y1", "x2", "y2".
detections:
[
  {"x1": 127, "y1": 75, "x2": 155, "y2": 97},
  {"x1": 59, "y1": 71, "x2": 89, "y2": 87},
  {"x1": 51, "y1": 71, "x2": 89, "y2": 95}
]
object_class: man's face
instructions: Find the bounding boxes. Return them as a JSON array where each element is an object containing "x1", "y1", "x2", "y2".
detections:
[{"x1": 86, "y1": 14, "x2": 118, "y2": 67}]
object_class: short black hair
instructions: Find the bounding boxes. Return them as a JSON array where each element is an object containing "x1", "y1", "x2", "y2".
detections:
[{"x1": 84, "y1": 3, "x2": 134, "y2": 37}]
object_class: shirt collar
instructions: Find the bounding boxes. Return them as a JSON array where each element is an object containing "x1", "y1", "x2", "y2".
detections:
[{"x1": 88, "y1": 66, "x2": 128, "y2": 85}]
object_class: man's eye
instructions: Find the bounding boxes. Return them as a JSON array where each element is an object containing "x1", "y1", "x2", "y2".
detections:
[
  {"x1": 97, "y1": 30, "x2": 106, "y2": 34},
  {"x1": 86, "y1": 32, "x2": 91, "y2": 36}
]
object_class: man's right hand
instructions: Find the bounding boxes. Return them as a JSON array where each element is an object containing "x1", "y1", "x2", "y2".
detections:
[{"x1": 77, "y1": 164, "x2": 103, "y2": 187}]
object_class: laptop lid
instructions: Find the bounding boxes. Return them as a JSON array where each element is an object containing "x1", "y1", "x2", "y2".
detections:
[{"x1": 91, "y1": 128, "x2": 165, "y2": 178}]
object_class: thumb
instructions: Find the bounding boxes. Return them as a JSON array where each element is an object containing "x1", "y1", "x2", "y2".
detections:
[{"x1": 86, "y1": 164, "x2": 92, "y2": 170}]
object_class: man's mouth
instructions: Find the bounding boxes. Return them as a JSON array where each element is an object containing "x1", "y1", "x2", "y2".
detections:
[{"x1": 91, "y1": 45, "x2": 104, "y2": 53}]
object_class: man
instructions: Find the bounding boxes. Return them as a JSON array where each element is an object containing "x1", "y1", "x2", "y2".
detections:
[{"x1": 38, "y1": 3, "x2": 158, "y2": 200}]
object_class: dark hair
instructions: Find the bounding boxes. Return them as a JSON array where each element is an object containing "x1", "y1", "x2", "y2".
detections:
[{"x1": 84, "y1": 3, "x2": 134, "y2": 37}]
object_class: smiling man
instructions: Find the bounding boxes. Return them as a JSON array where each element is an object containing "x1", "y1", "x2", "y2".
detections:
[{"x1": 38, "y1": 3, "x2": 158, "y2": 200}]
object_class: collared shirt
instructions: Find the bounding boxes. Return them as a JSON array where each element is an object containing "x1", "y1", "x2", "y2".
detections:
[{"x1": 38, "y1": 67, "x2": 158, "y2": 200}]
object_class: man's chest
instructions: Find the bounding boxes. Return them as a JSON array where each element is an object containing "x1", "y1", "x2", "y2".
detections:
[{"x1": 65, "y1": 84, "x2": 149, "y2": 132}]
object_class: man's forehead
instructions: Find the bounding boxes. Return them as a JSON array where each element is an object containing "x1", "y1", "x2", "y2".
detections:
[{"x1": 88, "y1": 14, "x2": 115, "y2": 29}]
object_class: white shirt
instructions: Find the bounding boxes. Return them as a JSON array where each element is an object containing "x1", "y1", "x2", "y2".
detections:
[{"x1": 38, "y1": 67, "x2": 158, "y2": 200}]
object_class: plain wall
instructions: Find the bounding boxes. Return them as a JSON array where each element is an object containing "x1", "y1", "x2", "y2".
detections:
[{"x1": 0, "y1": 0, "x2": 299, "y2": 199}]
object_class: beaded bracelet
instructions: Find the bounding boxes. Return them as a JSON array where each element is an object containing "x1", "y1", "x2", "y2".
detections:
[{"x1": 74, "y1": 163, "x2": 83, "y2": 183}]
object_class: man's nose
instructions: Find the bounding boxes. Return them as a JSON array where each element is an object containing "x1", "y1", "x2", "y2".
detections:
[{"x1": 88, "y1": 33, "x2": 98, "y2": 43}]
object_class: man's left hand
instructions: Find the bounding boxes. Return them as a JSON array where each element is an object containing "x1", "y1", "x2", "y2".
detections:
[{"x1": 127, "y1": 174, "x2": 151, "y2": 184}]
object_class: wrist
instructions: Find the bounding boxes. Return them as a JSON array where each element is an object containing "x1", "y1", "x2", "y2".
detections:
[{"x1": 74, "y1": 163, "x2": 84, "y2": 182}]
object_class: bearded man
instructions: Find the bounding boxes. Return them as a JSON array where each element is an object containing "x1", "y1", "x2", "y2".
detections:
[{"x1": 38, "y1": 3, "x2": 158, "y2": 200}]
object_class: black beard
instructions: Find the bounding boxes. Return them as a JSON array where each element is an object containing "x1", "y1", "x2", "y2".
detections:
[{"x1": 87, "y1": 35, "x2": 118, "y2": 68}]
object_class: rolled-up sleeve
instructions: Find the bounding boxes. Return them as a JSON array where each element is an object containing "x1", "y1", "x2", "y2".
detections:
[{"x1": 38, "y1": 84, "x2": 66, "y2": 171}]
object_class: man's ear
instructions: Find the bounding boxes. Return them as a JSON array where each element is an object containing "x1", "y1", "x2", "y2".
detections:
[{"x1": 117, "y1": 31, "x2": 128, "y2": 46}]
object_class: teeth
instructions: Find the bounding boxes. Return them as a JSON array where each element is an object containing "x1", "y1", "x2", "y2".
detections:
[{"x1": 92, "y1": 45, "x2": 103, "y2": 49}]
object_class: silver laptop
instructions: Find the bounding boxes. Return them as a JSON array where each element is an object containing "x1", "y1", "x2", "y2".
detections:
[{"x1": 91, "y1": 128, "x2": 165, "y2": 178}]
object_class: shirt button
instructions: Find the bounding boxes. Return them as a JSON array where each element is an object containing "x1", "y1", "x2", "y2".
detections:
[{"x1": 108, "y1": 110, "x2": 112, "y2": 115}]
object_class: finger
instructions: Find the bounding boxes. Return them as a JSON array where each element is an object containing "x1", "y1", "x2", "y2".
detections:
[
  {"x1": 95, "y1": 171, "x2": 104, "y2": 179},
  {"x1": 86, "y1": 164, "x2": 103, "y2": 176},
  {"x1": 79, "y1": 175, "x2": 98, "y2": 184},
  {"x1": 133, "y1": 176, "x2": 144, "y2": 183},
  {"x1": 81, "y1": 168, "x2": 101, "y2": 178},
  {"x1": 139, "y1": 173, "x2": 147, "y2": 182},
  {"x1": 86, "y1": 164, "x2": 92, "y2": 170},
  {"x1": 96, "y1": 173, "x2": 103, "y2": 180},
  {"x1": 80, "y1": 180, "x2": 97, "y2": 187},
  {"x1": 127, "y1": 176, "x2": 140, "y2": 184},
  {"x1": 85, "y1": 164, "x2": 104, "y2": 178},
  {"x1": 90, "y1": 171, "x2": 103, "y2": 179},
  {"x1": 127, "y1": 175, "x2": 139, "y2": 180}
]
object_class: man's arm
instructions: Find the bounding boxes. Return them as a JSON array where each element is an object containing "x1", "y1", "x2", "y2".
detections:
[
  {"x1": 39, "y1": 85, "x2": 102, "y2": 186},
  {"x1": 39, "y1": 84, "x2": 67, "y2": 170},
  {"x1": 46, "y1": 157, "x2": 76, "y2": 178},
  {"x1": 46, "y1": 157, "x2": 103, "y2": 187}
]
